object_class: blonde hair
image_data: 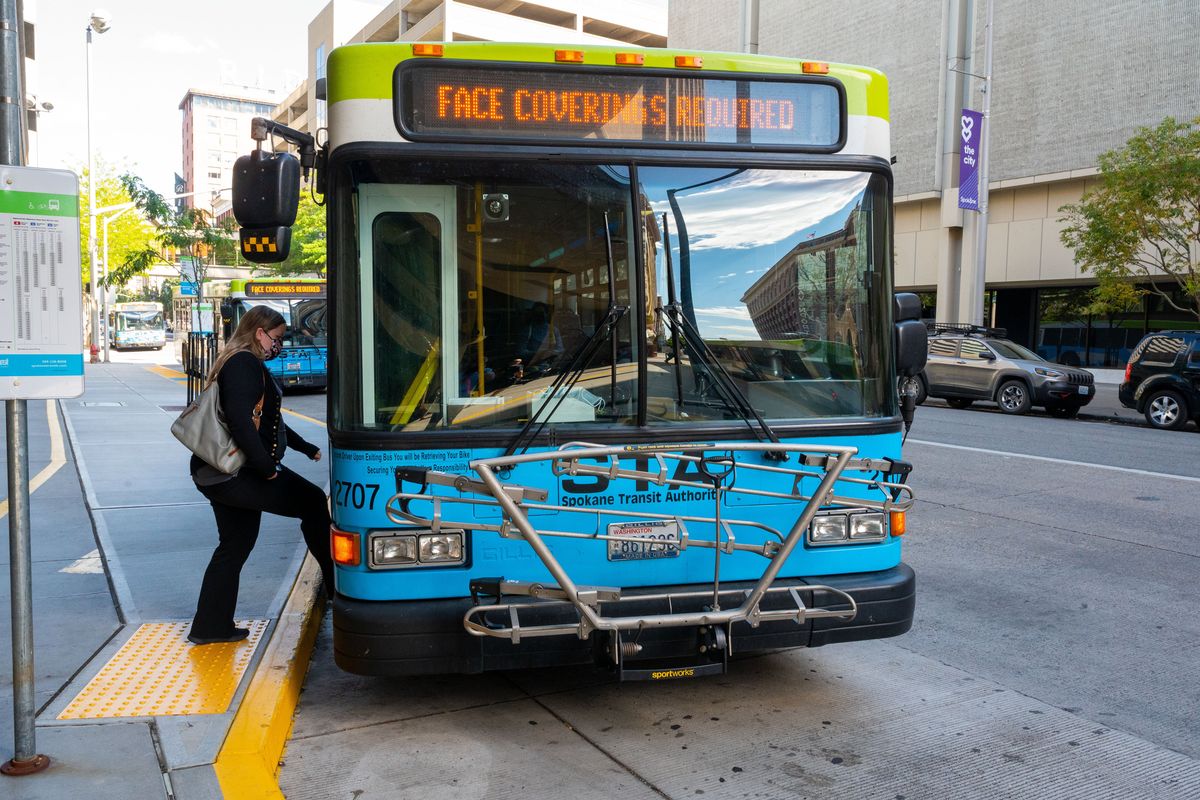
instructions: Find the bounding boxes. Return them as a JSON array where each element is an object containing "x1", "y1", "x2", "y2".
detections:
[{"x1": 206, "y1": 305, "x2": 286, "y2": 387}]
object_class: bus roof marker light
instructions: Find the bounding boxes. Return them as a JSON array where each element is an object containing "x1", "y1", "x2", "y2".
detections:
[
  {"x1": 615, "y1": 53, "x2": 644, "y2": 66},
  {"x1": 674, "y1": 55, "x2": 704, "y2": 69},
  {"x1": 555, "y1": 49, "x2": 584, "y2": 63},
  {"x1": 801, "y1": 61, "x2": 830, "y2": 74},
  {"x1": 412, "y1": 43, "x2": 443, "y2": 57},
  {"x1": 332, "y1": 528, "x2": 361, "y2": 566}
]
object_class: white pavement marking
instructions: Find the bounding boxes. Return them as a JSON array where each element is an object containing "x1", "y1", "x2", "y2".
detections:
[
  {"x1": 61, "y1": 549, "x2": 105, "y2": 574},
  {"x1": 59, "y1": 398, "x2": 140, "y2": 621},
  {"x1": 908, "y1": 438, "x2": 1200, "y2": 484},
  {"x1": 0, "y1": 398, "x2": 67, "y2": 520}
]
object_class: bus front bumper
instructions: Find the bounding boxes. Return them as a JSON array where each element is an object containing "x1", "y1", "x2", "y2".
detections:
[{"x1": 331, "y1": 563, "x2": 915, "y2": 676}]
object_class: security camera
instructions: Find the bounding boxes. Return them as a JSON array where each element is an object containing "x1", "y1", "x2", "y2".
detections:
[
  {"x1": 89, "y1": 9, "x2": 112, "y2": 34},
  {"x1": 482, "y1": 193, "x2": 509, "y2": 222}
]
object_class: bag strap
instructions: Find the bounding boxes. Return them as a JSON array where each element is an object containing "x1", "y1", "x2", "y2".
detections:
[{"x1": 251, "y1": 371, "x2": 266, "y2": 431}]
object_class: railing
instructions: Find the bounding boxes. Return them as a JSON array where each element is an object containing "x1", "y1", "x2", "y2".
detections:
[{"x1": 182, "y1": 332, "x2": 218, "y2": 403}]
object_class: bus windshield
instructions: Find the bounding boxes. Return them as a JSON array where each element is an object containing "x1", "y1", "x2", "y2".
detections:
[
  {"x1": 117, "y1": 310, "x2": 163, "y2": 331},
  {"x1": 235, "y1": 298, "x2": 329, "y2": 347},
  {"x1": 332, "y1": 160, "x2": 892, "y2": 433}
]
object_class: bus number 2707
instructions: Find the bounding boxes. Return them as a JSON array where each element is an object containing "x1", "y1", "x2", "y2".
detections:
[{"x1": 333, "y1": 481, "x2": 380, "y2": 510}]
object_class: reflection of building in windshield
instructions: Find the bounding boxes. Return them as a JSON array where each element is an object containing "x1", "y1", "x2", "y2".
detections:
[{"x1": 741, "y1": 208, "x2": 860, "y2": 350}]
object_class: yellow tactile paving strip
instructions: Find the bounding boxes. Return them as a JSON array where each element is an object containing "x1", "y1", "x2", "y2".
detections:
[{"x1": 58, "y1": 620, "x2": 269, "y2": 719}]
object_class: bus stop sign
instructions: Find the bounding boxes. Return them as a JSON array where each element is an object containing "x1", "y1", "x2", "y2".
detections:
[{"x1": 0, "y1": 166, "x2": 84, "y2": 400}]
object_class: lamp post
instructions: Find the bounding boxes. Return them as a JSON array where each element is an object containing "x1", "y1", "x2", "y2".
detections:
[
  {"x1": 86, "y1": 8, "x2": 111, "y2": 354},
  {"x1": 100, "y1": 202, "x2": 135, "y2": 363}
]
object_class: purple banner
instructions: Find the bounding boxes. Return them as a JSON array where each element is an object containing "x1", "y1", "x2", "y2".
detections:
[{"x1": 958, "y1": 108, "x2": 983, "y2": 211}]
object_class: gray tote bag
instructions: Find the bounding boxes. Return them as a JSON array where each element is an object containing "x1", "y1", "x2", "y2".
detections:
[{"x1": 170, "y1": 383, "x2": 246, "y2": 474}]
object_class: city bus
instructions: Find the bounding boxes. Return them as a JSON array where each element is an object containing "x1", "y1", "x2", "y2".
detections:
[
  {"x1": 220, "y1": 278, "x2": 328, "y2": 389},
  {"x1": 232, "y1": 42, "x2": 927, "y2": 678},
  {"x1": 108, "y1": 301, "x2": 166, "y2": 350}
]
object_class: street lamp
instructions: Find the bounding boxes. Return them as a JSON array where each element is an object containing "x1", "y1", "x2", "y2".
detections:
[
  {"x1": 99, "y1": 201, "x2": 135, "y2": 363},
  {"x1": 86, "y1": 8, "x2": 111, "y2": 355}
]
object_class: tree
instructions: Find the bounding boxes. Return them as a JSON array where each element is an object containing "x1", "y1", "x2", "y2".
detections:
[
  {"x1": 273, "y1": 190, "x2": 326, "y2": 276},
  {"x1": 76, "y1": 161, "x2": 158, "y2": 288},
  {"x1": 1060, "y1": 116, "x2": 1200, "y2": 322},
  {"x1": 117, "y1": 174, "x2": 238, "y2": 296}
]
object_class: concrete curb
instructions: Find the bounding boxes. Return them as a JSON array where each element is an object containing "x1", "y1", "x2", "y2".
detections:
[{"x1": 212, "y1": 556, "x2": 323, "y2": 799}]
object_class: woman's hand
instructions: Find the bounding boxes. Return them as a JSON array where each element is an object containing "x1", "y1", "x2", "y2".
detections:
[{"x1": 310, "y1": 450, "x2": 323, "y2": 462}]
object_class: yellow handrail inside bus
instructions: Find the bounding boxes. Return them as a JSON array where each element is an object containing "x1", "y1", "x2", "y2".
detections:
[{"x1": 390, "y1": 339, "x2": 440, "y2": 426}]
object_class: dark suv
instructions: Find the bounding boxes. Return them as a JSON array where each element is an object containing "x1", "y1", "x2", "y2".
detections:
[
  {"x1": 1119, "y1": 331, "x2": 1200, "y2": 430},
  {"x1": 913, "y1": 325, "x2": 1096, "y2": 417}
]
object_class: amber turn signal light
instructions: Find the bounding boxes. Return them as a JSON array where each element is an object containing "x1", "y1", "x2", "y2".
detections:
[
  {"x1": 889, "y1": 511, "x2": 906, "y2": 537},
  {"x1": 331, "y1": 528, "x2": 361, "y2": 566}
]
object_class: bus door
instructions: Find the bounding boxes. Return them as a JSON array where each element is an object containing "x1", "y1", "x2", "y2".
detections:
[{"x1": 358, "y1": 184, "x2": 457, "y2": 427}]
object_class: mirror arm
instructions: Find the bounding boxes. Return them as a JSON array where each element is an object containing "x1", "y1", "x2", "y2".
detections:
[{"x1": 250, "y1": 117, "x2": 318, "y2": 178}]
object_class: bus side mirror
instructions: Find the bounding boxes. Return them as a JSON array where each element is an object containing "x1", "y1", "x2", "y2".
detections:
[
  {"x1": 233, "y1": 149, "x2": 300, "y2": 263},
  {"x1": 894, "y1": 292, "x2": 927, "y2": 378}
]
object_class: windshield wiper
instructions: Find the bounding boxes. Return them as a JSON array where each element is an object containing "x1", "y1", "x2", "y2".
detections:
[
  {"x1": 503, "y1": 212, "x2": 627, "y2": 458},
  {"x1": 659, "y1": 213, "x2": 785, "y2": 460}
]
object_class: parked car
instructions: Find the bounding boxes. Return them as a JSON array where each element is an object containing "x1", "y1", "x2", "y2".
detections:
[
  {"x1": 911, "y1": 325, "x2": 1095, "y2": 417},
  {"x1": 1118, "y1": 330, "x2": 1200, "y2": 430}
]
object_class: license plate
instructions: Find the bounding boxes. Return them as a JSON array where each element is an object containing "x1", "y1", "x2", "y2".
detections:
[
  {"x1": 607, "y1": 520, "x2": 681, "y2": 561},
  {"x1": 1078, "y1": 385, "x2": 1090, "y2": 395},
  {"x1": 285, "y1": 362, "x2": 302, "y2": 371}
]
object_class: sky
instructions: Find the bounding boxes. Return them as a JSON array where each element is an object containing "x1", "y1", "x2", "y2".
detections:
[{"x1": 34, "y1": 0, "x2": 338, "y2": 194}]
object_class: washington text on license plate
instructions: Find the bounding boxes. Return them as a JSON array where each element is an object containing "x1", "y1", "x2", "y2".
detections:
[{"x1": 607, "y1": 520, "x2": 681, "y2": 561}]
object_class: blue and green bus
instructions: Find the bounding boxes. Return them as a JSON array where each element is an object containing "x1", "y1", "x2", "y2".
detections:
[
  {"x1": 233, "y1": 42, "x2": 926, "y2": 678},
  {"x1": 221, "y1": 278, "x2": 328, "y2": 389}
]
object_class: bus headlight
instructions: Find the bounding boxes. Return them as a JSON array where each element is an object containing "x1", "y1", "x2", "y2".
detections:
[
  {"x1": 419, "y1": 533, "x2": 464, "y2": 563},
  {"x1": 367, "y1": 530, "x2": 465, "y2": 568},
  {"x1": 809, "y1": 514, "x2": 849, "y2": 544},
  {"x1": 371, "y1": 534, "x2": 416, "y2": 566},
  {"x1": 849, "y1": 512, "x2": 887, "y2": 541},
  {"x1": 809, "y1": 511, "x2": 889, "y2": 546}
]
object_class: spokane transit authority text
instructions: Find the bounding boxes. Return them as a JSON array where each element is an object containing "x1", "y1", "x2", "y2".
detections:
[{"x1": 433, "y1": 84, "x2": 798, "y2": 131}]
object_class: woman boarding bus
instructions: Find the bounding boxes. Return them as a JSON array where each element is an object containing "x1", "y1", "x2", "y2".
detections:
[{"x1": 232, "y1": 42, "x2": 926, "y2": 678}]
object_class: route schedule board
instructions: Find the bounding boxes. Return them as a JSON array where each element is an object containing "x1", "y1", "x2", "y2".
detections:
[{"x1": 0, "y1": 167, "x2": 84, "y2": 399}]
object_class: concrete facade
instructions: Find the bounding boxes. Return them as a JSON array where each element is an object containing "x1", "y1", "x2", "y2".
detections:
[
  {"x1": 668, "y1": 0, "x2": 1200, "y2": 325},
  {"x1": 179, "y1": 88, "x2": 280, "y2": 213}
]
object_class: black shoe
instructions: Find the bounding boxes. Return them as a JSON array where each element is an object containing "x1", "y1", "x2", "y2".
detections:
[{"x1": 187, "y1": 626, "x2": 250, "y2": 645}]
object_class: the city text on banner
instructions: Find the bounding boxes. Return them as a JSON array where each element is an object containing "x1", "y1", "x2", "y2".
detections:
[{"x1": 958, "y1": 108, "x2": 983, "y2": 211}]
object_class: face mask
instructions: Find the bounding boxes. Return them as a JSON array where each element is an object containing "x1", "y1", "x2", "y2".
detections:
[{"x1": 263, "y1": 332, "x2": 283, "y2": 361}]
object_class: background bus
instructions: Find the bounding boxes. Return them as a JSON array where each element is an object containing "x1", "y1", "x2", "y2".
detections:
[
  {"x1": 108, "y1": 301, "x2": 166, "y2": 351},
  {"x1": 220, "y1": 278, "x2": 328, "y2": 389},
  {"x1": 232, "y1": 42, "x2": 926, "y2": 679}
]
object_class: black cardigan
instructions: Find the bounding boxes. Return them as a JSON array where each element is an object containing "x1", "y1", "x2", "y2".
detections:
[{"x1": 190, "y1": 350, "x2": 319, "y2": 480}]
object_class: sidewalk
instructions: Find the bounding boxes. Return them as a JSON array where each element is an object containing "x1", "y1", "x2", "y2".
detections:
[{"x1": 0, "y1": 362, "x2": 328, "y2": 799}]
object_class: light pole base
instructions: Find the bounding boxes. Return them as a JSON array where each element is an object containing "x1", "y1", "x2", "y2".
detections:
[{"x1": 1, "y1": 754, "x2": 51, "y2": 776}]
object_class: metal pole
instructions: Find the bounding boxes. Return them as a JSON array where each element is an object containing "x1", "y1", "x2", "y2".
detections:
[
  {"x1": 102, "y1": 215, "x2": 111, "y2": 362},
  {"x1": 87, "y1": 27, "x2": 100, "y2": 353},
  {"x1": 0, "y1": 0, "x2": 49, "y2": 776},
  {"x1": 971, "y1": 0, "x2": 994, "y2": 325}
]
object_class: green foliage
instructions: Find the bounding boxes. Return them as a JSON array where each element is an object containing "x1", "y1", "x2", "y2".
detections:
[
  {"x1": 1060, "y1": 116, "x2": 1200, "y2": 321},
  {"x1": 119, "y1": 174, "x2": 239, "y2": 296},
  {"x1": 77, "y1": 161, "x2": 158, "y2": 287},
  {"x1": 272, "y1": 190, "x2": 327, "y2": 276}
]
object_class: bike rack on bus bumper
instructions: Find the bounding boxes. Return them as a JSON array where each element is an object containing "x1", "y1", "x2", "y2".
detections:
[{"x1": 384, "y1": 442, "x2": 914, "y2": 666}]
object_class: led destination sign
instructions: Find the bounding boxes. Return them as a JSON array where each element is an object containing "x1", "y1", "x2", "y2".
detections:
[
  {"x1": 244, "y1": 283, "x2": 325, "y2": 296},
  {"x1": 397, "y1": 63, "x2": 844, "y2": 149}
]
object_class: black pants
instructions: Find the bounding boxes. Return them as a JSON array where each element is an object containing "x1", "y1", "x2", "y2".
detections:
[{"x1": 190, "y1": 465, "x2": 335, "y2": 638}]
